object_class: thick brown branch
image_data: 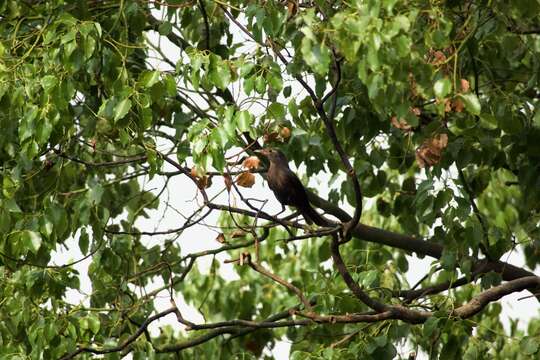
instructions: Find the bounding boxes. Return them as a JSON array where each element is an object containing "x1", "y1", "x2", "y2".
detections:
[
  {"x1": 330, "y1": 235, "x2": 389, "y2": 313},
  {"x1": 157, "y1": 300, "x2": 314, "y2": 352},
  {"x1": 330, "y1": 237, "x2": 430, "y2": 322},
  {"x1": 452, "y1": 276, "x2": 540, "y2": 318},
  {"x1": 307, "y1": 191, "x2": 540, "y2": 300},
  {"x1": 114, "y1": 276, "x2": 539, "y2": 356}
]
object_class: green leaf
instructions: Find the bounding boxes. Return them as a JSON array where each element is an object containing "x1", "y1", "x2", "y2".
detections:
[
  {"x1": 243, "y1": 76, "x2": 254, "y2": 95},
  {"x1": 367, "y1": 42, "x2": 380, "y2": 70},
  {"x1": 374, "y1": 335, "x2": 387, "y2": 347},
  {"x1": 423, "y1": 317, "x2": 440, "y2": 337},
  {"x1": 210, "y1": 146, "x2": 225, "y2": 171},
  {"x1": 164, "y1": 75, "x2": 177, "y2": 96},
  {"x1": 267, "y1": 73, "x2": 283, "y2": 92},
  {"x1": 521, "y1": 337, "x2": 539, "y2": 355},
  {"x1": 288, "y1": 100, "x2": 298, "y2": 118},
  {"x1": 239, "y1": 62, "x2": 255, "y2": 77},
  {"x1": 283, "y1": 85, "x2": 292, "y2": 98},
  {"x1": 192, "y1": 137, "x2": 207, "y2": 155},
  {"x1": 434, "y1": 78, "x2": 452, "y2": 99},
  {"x1": 79, "y1": 228, "x2": 89, "y2": 255},
  {"x1": 372, "y1": 343, "x2": 397, "y2": 360},
  {"x1": 94, "y1": 22, "x2": 102, "y2": 37},
  {"x1": 3, "y1": 198, "x2": 22, "y2": 213},
  {"x1": 83, "y1": 36, "x2": 96, "y2": 59},
  {"x1": 46, "y1": 203, "x2": 68, "y2": 237},
  {"x1": 395, "y1": 35, "x2": 412, "y2": 57},
  {"x1": 360, "y1": 270, "x2": 379, "y2": 287},
  {"x1": 113, "y1": 98, "x2": 132, "y2": 122},
  {"x1": 300, "y1": 36, "x2": 331, "y2": 75},
  {"x1": 3, "y1": 175, "x2": 19, "y2": 198},
  {"x1": 21, "y1": 230, "x2": 42, "y2": 254},
  {"x1": 209, "y1": 62, "x2": 231, "y2": 90},
  {"x1": 366, "y1": 73, "x2": 384, "y2": 98},
  {"x1": 19, "y1": 105, "x2": 39, "y2": 142},
  {"x1": 211, "y1": 126, "x2": 229, "y2": 148},
  {"x1": 267, "y1": 103, "x2": 286, "y2": 120},
  {"x1": 158, "y1": 21, "x2": 172, "y2": 35},
  {"x1": 441, "y1": 250, "x2": 457, "y2": 270},
  {"x1": 87, "y1": 315, "x2": 101, "y2": 334},
  {"x1": 460, "y1": 93, "x2": 481, "y2": 115},
  {"x1": 533, "y1": 108, "x2": 540, "y2": 128},
  {"x1": 479, "y1": 113, "x2": 498, "y2": 129},
  {"x1": 35, "y1": 118, "x2": 53, "y2": 145},
  {"x1": 140, "y1": 107, "x2": 153, "y2": 129},
  {"x1": 236, "y1": 110, "x2": 253, "y2": 132},
  {"x1": 255, "y1": 76, "x2": 265, "y2": 94},
  {"x1": 40, "y1": 75, "x2": 58, "y2": 92},
  {"x1": 139, "y1": 71, "x2": 160, "y2": 88},
  {"x1": 40, "y1": 217, "x2": 53, "y2": 238}
]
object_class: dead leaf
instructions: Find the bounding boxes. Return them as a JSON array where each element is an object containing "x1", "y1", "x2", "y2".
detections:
[
  {"x1": 460, "y1": 79, "x2": 470, "y2": 93},
  {"x1": 408, "y1": 73, "x2": 418, "y2": 97},
  {"x1": 231, "y1": 230, "x2": 246, "y2": 238},
  {"x1": 196, "y1": 175, "x2": 211, "y2": 189},
  {"x1": 444, "y1": 99, "x2": 452, "y2": 113},
  {"x1": 415, "y1": 133, "x2": 449, "y2": 168},
  {"x1": 286, "y1": 1, "x2": 298, "y2": 18},
  {"x1": 43, "y1": 159, "x2": 54, "y2": 172},
  {"x1": 453, "y1": 98, "x2": 464, "y2": 113},
  {"x1": 215, "y1": 233, "x2": 227, "y2": 244},
  {"x1": 280, "y1": 127, "x2": 291, "y2": 140},
  {"x1": 223, "y1": 174, "x2": 232, "y2": 192},
  {"x1": 89, "y1": 138, "x2": 96, "y2": 152},
  {"x1": 391, "y1": 116, "x2": 412, "y2": 131},
  {"x1": 431, "y1": 50, "x2": 447, "y2": 65},
  {"x1": 263, "y1": 132, "x2": 279, "y2": 144},
  {"x1": 236, "y1": 172, "x2": 255, "y2": 188},
  {"x1": 242, "y1": 156, "x2": 260, "y2": 170}
]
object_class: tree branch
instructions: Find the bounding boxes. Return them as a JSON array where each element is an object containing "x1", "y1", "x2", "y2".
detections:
[
  {"x1": 306, "y1": 190, "x2": 540, "y2": 301},
  {"x1": 246, "y1": 254, "x2": 313, "y2": 312},
  {"x1": 198, "y1": 0, "x2": 210, "y2": 50},
  {"x1": 59, "y1": 307, "x2": 178, "y2": 360},
  {"x1": 453, "y1": 276, "x2": 540, "y2": 318}
]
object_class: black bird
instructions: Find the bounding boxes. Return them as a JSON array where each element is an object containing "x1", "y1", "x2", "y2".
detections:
[{"x1": 256, "y1": 148, "x2": 326, "y2": 226}]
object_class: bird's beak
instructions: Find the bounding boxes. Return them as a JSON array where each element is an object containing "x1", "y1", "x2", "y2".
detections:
[{"x1": 254, "y1": 149, "x2": 267, "y2": 156}]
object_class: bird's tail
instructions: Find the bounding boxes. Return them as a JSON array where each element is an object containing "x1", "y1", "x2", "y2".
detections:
[{"x1": 300, "y1": 204, "x2": 328, "y2": 226}]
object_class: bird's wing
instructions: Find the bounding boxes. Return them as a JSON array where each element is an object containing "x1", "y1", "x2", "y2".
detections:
[
  {"x1": 267, "y1": 166, "x2": 309, "y2": 206},
  {"x1": 282, "y1": 172, "x2": 310, "y2": 206}
]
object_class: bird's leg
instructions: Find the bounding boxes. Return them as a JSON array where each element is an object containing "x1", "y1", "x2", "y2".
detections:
[{"x1": 275, "y1": 204, "x2": 287, "y2": 217}]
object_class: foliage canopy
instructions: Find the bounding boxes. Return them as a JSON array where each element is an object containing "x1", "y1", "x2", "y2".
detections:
[{"x1": 1, "y1": 0, "x2": 540, "y2": 359}]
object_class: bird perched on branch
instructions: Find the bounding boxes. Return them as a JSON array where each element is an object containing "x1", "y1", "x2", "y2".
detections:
[{"x1": 256, "y1": 148, "x2": 327, "y2": 226}]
